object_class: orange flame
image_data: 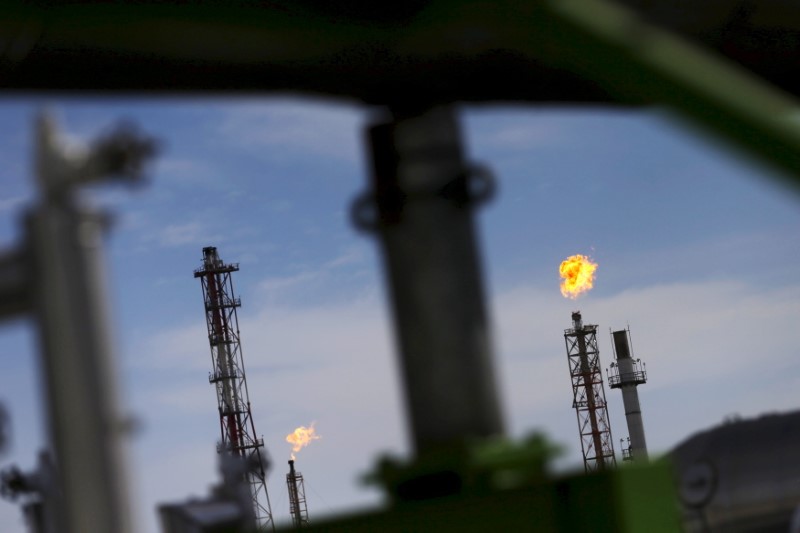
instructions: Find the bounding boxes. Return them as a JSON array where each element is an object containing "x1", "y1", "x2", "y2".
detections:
[
  {"x1": 286, "y1": 423, "x2": 321, "y2": 460},
  {"x1": 559, "y1": 254, "x2": 598, "y2": 299}
]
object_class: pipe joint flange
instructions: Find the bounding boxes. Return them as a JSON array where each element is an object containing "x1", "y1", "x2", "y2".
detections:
[{"x1": 351, "y1": 163, "x2": 496, "y2": 233}]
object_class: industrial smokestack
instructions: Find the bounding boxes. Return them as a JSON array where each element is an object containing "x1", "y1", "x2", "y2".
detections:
[
  {"x1": 286, "y1": 460, "x2": 309, "y2": 529},
  {"x1": 609, "y1": 328, "x2": 648, "y2": 462},
  {"x1": 571, "y1": 311, "x2": 582, "y2": 329}
]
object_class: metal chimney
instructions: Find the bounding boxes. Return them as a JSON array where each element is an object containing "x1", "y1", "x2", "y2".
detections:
[{"x1": 608, "y1": 328, "x2": 648, "y2": 462}]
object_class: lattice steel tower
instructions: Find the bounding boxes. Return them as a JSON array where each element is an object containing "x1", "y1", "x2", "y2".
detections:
[
  {"x1": 194, "y1": 246, "x2": 274, "y2": 530},
  {"x1": 286, "y1": 460, "x2": 310, "y2": 528},
  {"x1": 564, "y1": 311, "x2": 616, "y2": 473}
]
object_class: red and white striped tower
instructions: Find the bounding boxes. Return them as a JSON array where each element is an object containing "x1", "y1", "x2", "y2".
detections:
[
  {"x1": 564, "y1": 311, "x2": 616, "y2": 473},
  {"x1": 194, "y1": 246, "x2": 274, "y2": 530}
]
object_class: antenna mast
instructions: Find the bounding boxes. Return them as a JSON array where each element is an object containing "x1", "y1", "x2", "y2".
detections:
[{"x1": 194, "y1": 246, "x2": 274, "y2": 530}]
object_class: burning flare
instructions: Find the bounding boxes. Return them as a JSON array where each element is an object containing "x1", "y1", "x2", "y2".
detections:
[
  {"x1": 286, "y1": 423, "x2": 321, "y2": 460},
  {"x1": 559, "y1": 254, "x2": 598, "y2": 299}
]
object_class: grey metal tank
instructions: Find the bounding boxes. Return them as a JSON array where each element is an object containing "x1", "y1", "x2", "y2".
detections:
[{"x1": 670, "y1": 410, "x2": 800, "y2": 533}]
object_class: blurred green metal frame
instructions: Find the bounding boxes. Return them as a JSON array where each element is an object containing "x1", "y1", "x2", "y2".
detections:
[
  {"x1": 405, "y1": 0, "x2": 800, "y2": 187},
  {"x1": 279, "y1": 437, "x2": 680, "y2": 532},
  {"x1": 540, "y1": 0, "x2": 800, "y2": 191},
  {"x1": 2, "y1": 0, "x2": 800, "y2": 192}
]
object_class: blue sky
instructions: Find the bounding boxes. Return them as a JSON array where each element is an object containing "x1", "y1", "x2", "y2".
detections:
[{"x1": 0, "y1": 98, "x2": 798, "y2": 532}]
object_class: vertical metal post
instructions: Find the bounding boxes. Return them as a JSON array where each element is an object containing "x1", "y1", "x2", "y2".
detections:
[
  {"x1": 0, "y1": 250, "x2": 31, "y2": 318},
  {"x1": 27, "y1": 200, "x2": 133, "y2": 533},
  {"x1": 23, "y1": 112, "x2": 155, "y2": 533},
  {"x1": 360, "y1": 106, "x2": 504, "y2": 454}
]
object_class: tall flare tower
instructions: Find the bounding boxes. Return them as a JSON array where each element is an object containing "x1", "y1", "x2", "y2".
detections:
[
  {"x1": 608, "y1": 328, "x2": 648, "y2": 462},
  {"x1": 286, "y1": 460, "x2": 310, "y2": 528},
  {"x1": 194, "y1": 246, "x2": 274, "y2": 530},
  {"x1": 564, "y1": 311, "x2": 616, "y2": 473}
]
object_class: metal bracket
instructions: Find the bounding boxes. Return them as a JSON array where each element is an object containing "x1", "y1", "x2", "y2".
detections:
[{"x1": 351, "y1": 162, "x2": 496, "y2": 232}]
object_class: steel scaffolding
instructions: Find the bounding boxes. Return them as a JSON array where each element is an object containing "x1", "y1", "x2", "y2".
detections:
[
  {"x1": 564, "y1": 311, "x2": 616, "y2": 473},
  {"x1": 286, "y1": 460, "x2": 309, "y2": 529},
  {"x1": 194, "y1": 246, "x2": 274, "y2": 531}
]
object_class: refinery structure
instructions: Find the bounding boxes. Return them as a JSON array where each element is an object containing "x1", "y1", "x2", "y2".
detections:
[
  {"x1": 563, "y1": 311, "x2": 616, "y2": 472},
  {"x1": 3, "y1": 3, "x2": 800, "y2": 527},
  {"x1": 191, "y1": 247, "x2": 320, "y2": 530},
  {"x1": 608, "y1": 328, "x2": 649, "y2": 461},
  {"x1": 286, "y1": 460, "x2": 310, "y2": 529},
  {"x1": 193, "y1": 247, "x2": 275, "y2": 530},
  {"x1": 1, "y1": 111, "x2": 798, "y2": 533},
  {"x1": 0, "y1": 113, "x2": 796, "y2": 532},
  {"x1": 562, "y1": 305, "x2": 652, "y2": 470},
  {"x1": 187, "y1": 248, "x2": 659, "y2": 527}
]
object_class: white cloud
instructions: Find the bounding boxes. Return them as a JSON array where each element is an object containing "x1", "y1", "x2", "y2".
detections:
[
  {"x1": 156, "y1": 157, "x2": 208, "y2": 178},
  {"x1": 128, "y1": 292, "x2": 404, "y2": 531},
  {"x1": 220, "y1": 241, "x2": 278, "y2": 267},
  {"x1": 126, "y1": 270, "x2": 800, "y2": 529},
  {"x1": 257, "y1": 271, "x2": 320, "y2": 294},
  {"x1": 324, "y1": 247, "x2": 365, "y2": 269},
  {"x1": 159, "y1": 222, "x2": 201, "y2": 246},
  {"x1": 154, "y1": 156, "x2": 217, "y2": 186},
  {"x1": 217, "y1": 100, "x2": 365, "y2": 163},
  {"x1": 133, "y1": 321, "x2": 209, "y2": 371},
  {"x1": 148, "y1": 382, "x2": 215, "y2": 415},
  {"x1": 476, "y1": 122, "x2": 563, "y2": 151},
  {"x1": 464, "y1": 108, "x2": 582, "y2": 153},
  {"x1": 156, "y1": 222, "x2": 220, "y2": 248},
  {"x1": 586, "y1": 281, "x2": 799, "y2": 389},
  {"x1": 491, "y1": 279, "x2": 800, "y2": 468},
  {"x1": 252, "y1": 246, "x2": 370, "y2": 301}
]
